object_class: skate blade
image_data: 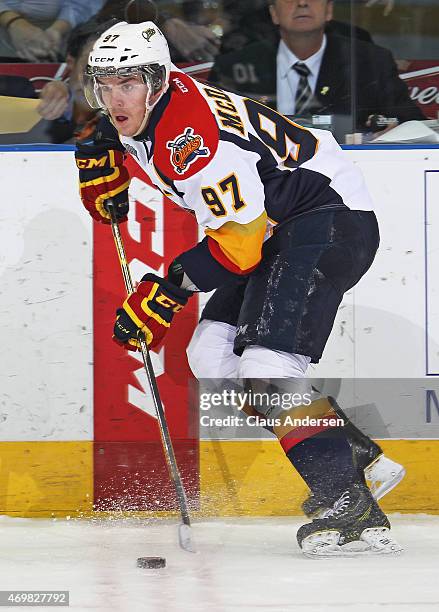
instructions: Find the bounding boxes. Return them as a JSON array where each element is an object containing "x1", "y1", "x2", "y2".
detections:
[
  {"x1": 365, "y1": 457, "x2": 406, "y2": 500},
  {"x1": 301, "y1": 528, "x2": 403, "y2": 558},
  {"x1": 301, "y1": 531, "x2": 344, "y2": 558},
  {"x1": 358, "y1": 527, "x2": 403, "y2": 555}
]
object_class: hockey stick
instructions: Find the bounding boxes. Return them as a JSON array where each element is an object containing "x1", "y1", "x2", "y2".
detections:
[{"x1": 107, "y1": 200, "x2": 196, "y2": 553}]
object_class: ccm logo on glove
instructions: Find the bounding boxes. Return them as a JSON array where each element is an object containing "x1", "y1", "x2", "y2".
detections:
[
  {"x1": 76, "y1": 155, "x2": 109, "y2": 169},
  {"x1": 113, "y1": 273, "x2": 191, "y2": 351},
  {"x1": 75, "y1": 148, "x2": 130, "y2": 224}
]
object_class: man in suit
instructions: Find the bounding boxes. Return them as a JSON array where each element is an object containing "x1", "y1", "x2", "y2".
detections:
[{"x1": 209, "y1": 0, "x2": 425, "y2": 139}]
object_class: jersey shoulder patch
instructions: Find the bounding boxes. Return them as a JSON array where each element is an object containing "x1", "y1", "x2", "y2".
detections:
[{"x1": 154, "y1": 71, "x2": 219, "y2": 181}]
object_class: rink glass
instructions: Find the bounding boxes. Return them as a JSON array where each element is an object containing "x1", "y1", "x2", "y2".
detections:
[{"x1": 0, "y1": 0, "x2": 437, "y2": 144}]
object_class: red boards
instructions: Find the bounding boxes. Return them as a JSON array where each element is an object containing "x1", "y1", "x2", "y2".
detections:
[{"x1": 93, "y1": 156, "x2": 200, "y2": 511}]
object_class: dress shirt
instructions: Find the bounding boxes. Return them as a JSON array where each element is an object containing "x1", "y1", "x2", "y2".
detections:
[{"x1": 276, "y1": 35, "x2": 327, "y2": 115}]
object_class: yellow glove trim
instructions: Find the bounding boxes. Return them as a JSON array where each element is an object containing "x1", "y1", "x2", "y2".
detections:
[
  {"x1": 126, "y1": 325, "x2": 154, "y2": 349},
  {"x1": 95, "y1": 179, "x2": 131, "y2": 220},
  {"x1": 79, "y1": 165, "x2": 128, "y2": 189},
  {"x1": 122, "y1": 283, "x2": 171, "y2": 332},
  {"x1": 140, "y1": 283, "x2": 171, "y2": 328}
]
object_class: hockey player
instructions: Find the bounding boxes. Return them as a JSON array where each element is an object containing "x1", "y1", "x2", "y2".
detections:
[{"x1": 76, "y1": 21, "x2": 403, "y2": 556}]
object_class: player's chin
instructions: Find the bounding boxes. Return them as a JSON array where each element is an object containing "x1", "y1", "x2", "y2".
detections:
[
  {"x1": 111, "y1": 115, "x2": 137, "y2": 136},
  {"x1": 118, "y1": 126, "x2": 137, "y2": 137}
]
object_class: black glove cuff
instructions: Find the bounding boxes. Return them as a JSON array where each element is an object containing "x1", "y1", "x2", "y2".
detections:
[
  {"x1": 140, "y1": 273, "x2": 193, "y2": 302},
  {"x1": 167, "y1": 258, "x2": 184, "y2": 287}
]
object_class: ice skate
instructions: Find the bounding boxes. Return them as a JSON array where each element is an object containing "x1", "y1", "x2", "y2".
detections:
[
  {"x1": 302, "y1": 453, "x2": 406, "y2": 518},
  {"x1": 302, "y1": 400, "x2": 406, "y2": 518},
  {"x1": 297, "y1": 483, "x2": 403, "y2": 557},
  {"x1": 330, "y1": 399, "x2": 406, "y2": 497}
]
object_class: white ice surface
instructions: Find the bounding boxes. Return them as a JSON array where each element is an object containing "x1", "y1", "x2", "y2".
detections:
[{"x1": 1, "y1": 514, "x2": 438, "y2": 612}]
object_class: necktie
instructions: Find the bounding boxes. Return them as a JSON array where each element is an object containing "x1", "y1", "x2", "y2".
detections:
[{"x1": 293, "y1": 62, "x2": 312, "y2": 115}]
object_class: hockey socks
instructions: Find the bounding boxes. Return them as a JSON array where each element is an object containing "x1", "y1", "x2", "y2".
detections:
[
  {"x1": 286, "y1": 427, "x2": 359, "y2": 499},
  {"x1": 272, "y1": 398, "x2": 361, "y2": 498}
]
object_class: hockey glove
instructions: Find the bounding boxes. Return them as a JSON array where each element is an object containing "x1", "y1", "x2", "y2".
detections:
[
  {"x1": 113, "y1": 273, "x2": 191, "y2": 351},
  {"x1": 75, "y1": 147, "x2": 130, "y2": 224}
]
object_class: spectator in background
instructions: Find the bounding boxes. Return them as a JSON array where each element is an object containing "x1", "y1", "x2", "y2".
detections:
[
  {"x1": 0, "y1": 0, "x2": 105, "y2": 61},
  {"x1": 154, "y1": 0, "x2": 220, "y2": 62},
  {"x1": 35, "y1": 0, "x2": 222, "y2": 143},
  {"x1": 37, "y1": 19, "x2": 111, "y2": 142},
  {"x1": 0, "y1": 0, "x2": 248, "y2": 64},
  {"x1": 0, "y1": 18, "x2": 108, "y2": 144},
  {"x1": 220, "y1": 0, "x2": 280, "y2": 53},
  {"x1": 1, "y1": 1, "x2": 221, "y2": 143},
  {"x1": 209, "y1": 0, "x2": 425, "y2": 139},
  {"x1": 219, "y1": 0, "x2": 373, "y2": 55},
  {"x1": 97, "y1": 0, "x2": 220, "y2": 63}
]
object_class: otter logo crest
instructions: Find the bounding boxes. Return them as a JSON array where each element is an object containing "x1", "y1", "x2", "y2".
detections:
[{"x1": 166, "y1": 127, "x2": 210, "y2": 174}]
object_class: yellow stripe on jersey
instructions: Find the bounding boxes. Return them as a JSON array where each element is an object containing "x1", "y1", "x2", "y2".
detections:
[{"x1": 205, "y1": 211, "x2": 267, "y2": 273}]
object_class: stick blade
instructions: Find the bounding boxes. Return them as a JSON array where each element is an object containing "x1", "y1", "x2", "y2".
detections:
[{"x1": 179, "y1": 524, "x2": 196, "y2": 553}]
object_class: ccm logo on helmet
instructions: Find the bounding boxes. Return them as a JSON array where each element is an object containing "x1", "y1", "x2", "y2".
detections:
[{"x1": 95, "y1": 57, "x2": 114, "y2": 62}]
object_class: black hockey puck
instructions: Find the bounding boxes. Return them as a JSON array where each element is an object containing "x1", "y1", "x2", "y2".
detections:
[{"x1": 136, "y1": 556, "x2": 166, "y2": 569}]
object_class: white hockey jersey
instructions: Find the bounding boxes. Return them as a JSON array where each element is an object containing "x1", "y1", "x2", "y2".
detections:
[{"x1": 90, "y1": 67, "x2": 374, "y2": 291}]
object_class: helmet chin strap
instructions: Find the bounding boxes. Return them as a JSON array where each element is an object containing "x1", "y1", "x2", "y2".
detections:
[
  {"x1": 132, "y1": 79, "x2": 170, "y2": 137},
  {"x1": 132, "y1": 82, "x2": 168, "y2": 136},
  {"x1": 107, "y1": 81, "x2": 170, "y2": 137},
  {"x1": 133, "y1": 107, "x2": 150, "y2": 137}
]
